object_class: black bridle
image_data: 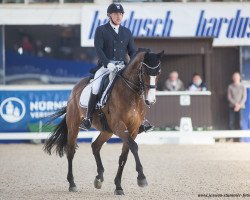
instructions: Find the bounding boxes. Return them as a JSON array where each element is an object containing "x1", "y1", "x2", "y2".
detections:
[
  {"x1": 139, "y1": 62, "x2": 161, "y2": 90},
  {"x1": 118, "y1": 61, "x2": 161, "y2": 96}
]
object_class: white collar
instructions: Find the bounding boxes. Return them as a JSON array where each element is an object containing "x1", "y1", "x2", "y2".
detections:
[{"x1": 110, "y1": 21, "x2": 120, "y2": 31}]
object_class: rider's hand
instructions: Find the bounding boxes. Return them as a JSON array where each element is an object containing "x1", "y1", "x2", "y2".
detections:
[{"x1": 107, "y1": 63, "x2": 116, "y2": 72}]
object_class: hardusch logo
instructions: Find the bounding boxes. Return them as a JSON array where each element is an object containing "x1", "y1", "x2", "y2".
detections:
[
  {"x1": 88, "y1": 11, "x2": 173, "y2": 39},
  {"x1": 87, "y1": 9, "x2": 250, "y2": 41},
  {"x1": 0, "y1": 97, "x2": 26, "y2": 123},
  {"x1": 196, "y1": 10, "x2": 250, "y2": 38}
]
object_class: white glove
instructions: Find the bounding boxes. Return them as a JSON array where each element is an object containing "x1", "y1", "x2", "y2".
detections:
[{"x1": 107, "y1": 63, "x2": 116, "y2": 72}]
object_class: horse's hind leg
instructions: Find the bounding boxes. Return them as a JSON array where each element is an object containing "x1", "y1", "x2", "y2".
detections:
[
  {"x1": 66, "y1": 116, "x2": 80, "y2": 192},
  {"x1": 91, "y1": 131, "x2": 112, "y2": 189},
  {"x1": 67, "y1": 140, "x2": 77, "y2": 192},
  {"x1": 127, "y1": 136, "x2": 148, "y2": 187},
  {"x1": 114, "y1": 142, "x2": 129, "y2": 195}
]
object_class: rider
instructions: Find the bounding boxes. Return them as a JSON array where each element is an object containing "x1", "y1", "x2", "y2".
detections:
[{"x1": 80, "y1": 3, "x2": 153, "y2": 133}]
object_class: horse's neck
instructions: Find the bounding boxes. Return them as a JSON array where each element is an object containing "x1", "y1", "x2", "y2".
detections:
[
  {"x1": 122, "y1": 64, "x2": 140, "y2": 84},
  {"x1": 116, "y1": 53, "x2": 145, "y2": 108},
  {"x1": 122, "y1": 52, "x2": 144, "y2": 83}
]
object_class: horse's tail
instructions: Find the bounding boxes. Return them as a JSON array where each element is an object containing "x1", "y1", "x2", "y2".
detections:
[{"x1": 43, "y1": 106, "x2": 68, "y2": 157}]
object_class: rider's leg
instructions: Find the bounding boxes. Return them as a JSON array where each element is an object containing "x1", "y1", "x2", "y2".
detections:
[
  {"x1": 138, "y1": 120, "x2": 154, "y2": 134},
  {"x1": 80, "y1": 67, "x2": 109, "y2": 130},
  {"x1": 80, "y1": 92, "x2": 98, "y2": 130}
]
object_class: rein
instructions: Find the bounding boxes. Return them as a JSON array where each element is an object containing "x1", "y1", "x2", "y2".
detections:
[{"x1": 118, "y1": 73, "x2": 143, "y2": 96}]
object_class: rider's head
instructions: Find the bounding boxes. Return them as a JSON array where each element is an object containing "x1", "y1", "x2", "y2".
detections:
[{"x1": 107, "y1": 3, "x2": 124, "y2": 26}]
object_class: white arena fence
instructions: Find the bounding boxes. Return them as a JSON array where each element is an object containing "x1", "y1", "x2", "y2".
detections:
[{"x1": 1, "y1": 130, "x2": 250, "y2": 144}]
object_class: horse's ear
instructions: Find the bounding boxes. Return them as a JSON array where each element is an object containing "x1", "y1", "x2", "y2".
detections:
[
  {"x1": 157, "y1": 51, "x2": 164, "y2": 59},
  {"x1": 138, "y1": 48, "x2": 151, "y2": 53},
  {"x1": 145, "y1": 51, "x2": 150, "y2": 57}
]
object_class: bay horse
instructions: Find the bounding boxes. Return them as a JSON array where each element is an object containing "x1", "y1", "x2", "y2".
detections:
[{"x1": 44, "y1": 49, "x2": 164, "y2": 195}]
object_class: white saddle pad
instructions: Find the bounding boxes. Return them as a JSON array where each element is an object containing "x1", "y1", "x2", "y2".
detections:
[
  {"x1": 79, "y1": 81, "x2": 92, "y2": 108},
  {"x1": 79, "y1": 78, "x2": 114, "y2": 108}
]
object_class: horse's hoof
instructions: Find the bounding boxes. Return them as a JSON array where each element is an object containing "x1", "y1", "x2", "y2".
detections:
[
  {"x1": 114, "y1": 189, "x2": 125, "y2": 195},
  {"x1": 94, "y1": 177, "x2": 103, "y2": 189},
  {"x1": 137, "y1": 178, "x2": 148, "y2": 187},
  {"x1": 69, "y1": 186, "x2": 78, "y2": 192}
]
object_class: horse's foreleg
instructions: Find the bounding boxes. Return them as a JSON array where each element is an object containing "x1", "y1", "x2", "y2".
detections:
[
  {"x1": 127, "y1": 136, "x2": 148, "y2": 187},
  {"x1": 91, "y1": 131, "x2": 112, "y2": 189},
  {"x1": 114, "y1": 142, "x2": 129, "y2": 195}
]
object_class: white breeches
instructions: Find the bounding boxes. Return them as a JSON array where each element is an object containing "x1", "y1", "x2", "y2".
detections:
[{"x1": 92, "y1": 66, "x2": 110, "y2": 95}]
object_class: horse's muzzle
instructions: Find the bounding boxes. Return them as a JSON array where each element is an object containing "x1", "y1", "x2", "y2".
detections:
[{"x1": 145, "y1": 99, "x2": 156, "y2": 106}]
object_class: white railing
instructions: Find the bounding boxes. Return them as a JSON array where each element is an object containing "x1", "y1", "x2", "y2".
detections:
[
  {"x1": 1, "y1": 130, "x2": 250, "y2": 145},
  {"x1": 156, "y1": 91, "x2": 211, "y2": 96}
]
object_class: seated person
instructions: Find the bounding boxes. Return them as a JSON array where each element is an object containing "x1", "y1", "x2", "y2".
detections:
[
  {"x1": 164, "y1": 71, "x2": 184, "y2": 91},
  {"x1": 188, "y1": 73, "x2": 207, "y2": 91}
]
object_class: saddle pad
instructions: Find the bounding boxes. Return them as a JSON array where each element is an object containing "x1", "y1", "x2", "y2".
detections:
[
  {"x1": 79, "y1": 78, "x2": 115, "y2": 108},
  {"x1": 79, "y1": 81, "x2": 92, "y2": 108}
]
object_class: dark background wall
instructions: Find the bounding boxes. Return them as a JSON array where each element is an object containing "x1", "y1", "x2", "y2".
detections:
[{"x1": 210, "y1": 47, "x2": 240, "y2": 129}]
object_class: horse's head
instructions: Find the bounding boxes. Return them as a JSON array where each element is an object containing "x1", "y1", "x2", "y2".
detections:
[{"x1": 140, "y1": 50, "x2": 164, "y2": 106}]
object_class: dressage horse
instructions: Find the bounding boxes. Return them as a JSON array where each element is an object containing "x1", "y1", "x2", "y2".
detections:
[{"x1": 44, "y1": 50, "x2": 164, "y2": 195}]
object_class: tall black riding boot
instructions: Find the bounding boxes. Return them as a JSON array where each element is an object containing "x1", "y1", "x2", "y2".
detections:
[
  {"x1": 79, "y1": 93, "x2": 98, "y2": 130},
  {"x1": 138, "y1": 120, "x2": 154, "y2": 134}
]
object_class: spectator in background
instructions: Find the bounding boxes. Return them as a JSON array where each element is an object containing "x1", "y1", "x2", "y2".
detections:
[
  {"x1": 35, "y1": 40, "x2": 46, "y2": 57},
  {"x1": 57, "y1": 27, "x2": 75, "y2": 59},
  {"x1": 227, "y1": 72, "x2": 246, "y2": 130},
  {"x1": 188, "y1": 73, "x2": 207, "y2": 91},
  {"x1": 19, "y1": 35, "x2": 35, "y2": 54},
  {"x1": 164, "y1": 71, "x2": 184, "y2": 91}
]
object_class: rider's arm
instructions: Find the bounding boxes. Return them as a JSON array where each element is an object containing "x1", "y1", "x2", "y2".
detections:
[
  {"x1": 94, "y1": 27, "x2": 110, "y2": 67},
  {"x1": 127, "y1": 30, "x2": 137, "y2": 59}
]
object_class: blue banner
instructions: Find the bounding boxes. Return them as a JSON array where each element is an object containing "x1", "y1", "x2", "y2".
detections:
[
  {"x1": 5, "y1": 50, "x2": 94, "y2": 84},
  {"x1": 241, "y1": 47, "x2": 250, "y2": 81},
  {"x1": 0, "y1": 88, "x2": 71, "y2": 132},
  {"x1": 242, "y1": 88, "x2": 250, "y2": 130},
  {"x1": 0, "y1": 26, "x2": 4, "y2": 84}
]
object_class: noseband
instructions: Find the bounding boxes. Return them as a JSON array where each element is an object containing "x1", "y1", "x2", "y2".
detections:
[
  {"x1": 118, "y1": 61, "x2": 161, "y2": 96},
  {"x1": 139, "y1": 62, "x2": 161, "y2": 90}
]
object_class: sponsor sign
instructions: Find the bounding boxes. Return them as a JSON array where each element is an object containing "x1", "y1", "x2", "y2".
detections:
[
  {"x1": 0, "y1": 88, "x2": 71, "y2": 132},
  {"x1": 81, "y1": 4, "x2": 250, "y2": 47}
]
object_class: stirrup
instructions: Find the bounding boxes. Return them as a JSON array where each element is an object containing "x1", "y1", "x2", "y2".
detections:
[{"x1": 79, "y1": 118, "x2": 92, "y2": 130}]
